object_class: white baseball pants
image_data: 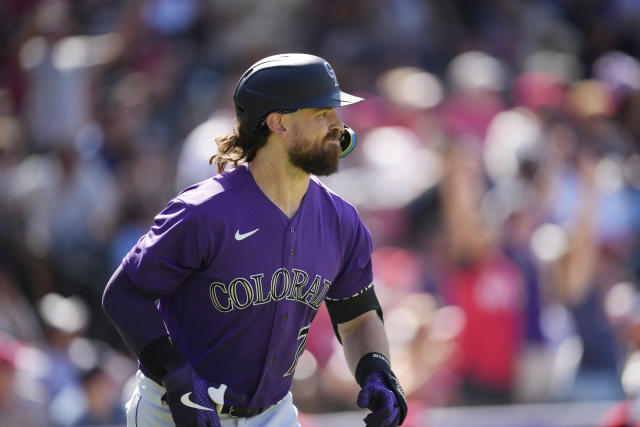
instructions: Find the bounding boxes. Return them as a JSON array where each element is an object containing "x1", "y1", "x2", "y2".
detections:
[{"x1": 125, "y1": 370, "x2": 300, "y2": 427}]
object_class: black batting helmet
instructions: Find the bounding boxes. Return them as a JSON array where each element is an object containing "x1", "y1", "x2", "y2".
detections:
[{"x1": 233, "y1": 53, "x2": 364, "y2": 129}]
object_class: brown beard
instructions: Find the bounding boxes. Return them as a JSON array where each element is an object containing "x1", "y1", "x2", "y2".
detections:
[{"x1": 288, "y1": 127, "x2": 341, "y2": 176}]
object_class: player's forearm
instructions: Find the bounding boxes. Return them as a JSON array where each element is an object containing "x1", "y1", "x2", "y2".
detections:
[
  {"x1": 102, "y1": 264, "x2": 169, "y2": 355},
  {"x1": 338, "y1": 310, "x2": 390, "y2": 375}
]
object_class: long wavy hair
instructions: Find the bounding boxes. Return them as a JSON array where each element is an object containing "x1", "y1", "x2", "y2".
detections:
[{"x1": 209, "y1": 119, "x2": 272, "y2": 173}]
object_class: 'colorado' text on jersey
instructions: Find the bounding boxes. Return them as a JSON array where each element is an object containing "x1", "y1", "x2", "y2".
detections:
[{"x1": 122, "y1": 164, "x2": 373, "y2": 408}]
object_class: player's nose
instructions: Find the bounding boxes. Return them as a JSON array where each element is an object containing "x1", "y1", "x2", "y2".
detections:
[{"x1": 327, "y1": 108, "x2": 344, "y2": 131}]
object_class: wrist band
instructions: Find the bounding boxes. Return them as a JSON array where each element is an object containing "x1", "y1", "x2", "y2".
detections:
[
  {"x1": 355, "y1": 352, "x2": 391, "y2": 387},
  {"x1": 138, "y1": 334, "x2": 187, "y2": 380}
]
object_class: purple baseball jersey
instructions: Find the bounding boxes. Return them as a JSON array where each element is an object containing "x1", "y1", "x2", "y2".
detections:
[{"x1": 122, "y1": 163, "x2": 373, "y2": 408}]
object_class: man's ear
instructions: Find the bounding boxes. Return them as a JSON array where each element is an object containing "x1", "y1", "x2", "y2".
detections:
[{"x1": 265, "y1": 112, "x2": 288, "y2": 137}]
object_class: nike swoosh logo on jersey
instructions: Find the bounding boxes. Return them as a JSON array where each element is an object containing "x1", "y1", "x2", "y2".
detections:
[
  {"x1": 180, "y1": 392, "x2": 214, "y2": 411},
  {"x1": 235, "y1": 228, "x2": 259, "y2": 241}
]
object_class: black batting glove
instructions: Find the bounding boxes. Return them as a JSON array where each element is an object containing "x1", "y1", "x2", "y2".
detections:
[
  {"x1": 162, "y1": 363, "x2": 221, "y2": 427},
  {"x1": 355, "y1": 353, "x2": 408, "y2": 427}
]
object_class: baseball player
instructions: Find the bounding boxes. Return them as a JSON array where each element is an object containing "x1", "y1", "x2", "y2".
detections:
[{"x1": 102, "y1": 53, "x2": 407, "y2": 427}]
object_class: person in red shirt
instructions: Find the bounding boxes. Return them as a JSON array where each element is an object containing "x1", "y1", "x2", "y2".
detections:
[{"x1": 438, "y1": 143, "x2": 524, "y2": 404}]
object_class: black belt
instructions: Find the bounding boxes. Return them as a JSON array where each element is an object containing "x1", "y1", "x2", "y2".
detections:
[{"x1": 220, "y1": 404, "x2": 266, "y2": 417}]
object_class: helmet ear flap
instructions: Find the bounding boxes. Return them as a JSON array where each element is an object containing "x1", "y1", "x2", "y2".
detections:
[{"x1": 339, "y1": 125, "x2": 356, "y2": 158}]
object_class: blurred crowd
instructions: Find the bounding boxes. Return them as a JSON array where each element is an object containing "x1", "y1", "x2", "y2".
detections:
[{"x1": 1, "y1": 0, "x2": 640, "y2": 426}]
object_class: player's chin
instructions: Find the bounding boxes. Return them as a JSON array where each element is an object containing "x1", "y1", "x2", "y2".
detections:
[
  {"x1": 311, "y1": 151, "x2": 339, "y2": 176},
  {"x1": 325, "y1": 152, "x2": 340, "y2": 175},
  {"x1": 324, "y1": 140, "x2": 341, "y2": 158}
]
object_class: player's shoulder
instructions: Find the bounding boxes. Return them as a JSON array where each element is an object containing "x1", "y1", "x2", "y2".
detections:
[
  {"x1": 174, "y1": 164, "x2": 252, "y2": 208},
  {"x1": 310, "y1": 175, "x2": 359, "y2": 218},
  {"x1": 310, "y1": 176, "x2": 371, "y2": 242}
]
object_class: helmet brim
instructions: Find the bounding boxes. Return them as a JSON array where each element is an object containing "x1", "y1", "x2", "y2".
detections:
[
  {"x1": 303, "y1": 90, "x2": 364, "y2": 109},
  {"x1": 332, "y1": 90, "x2": 365, "y2": 106}
]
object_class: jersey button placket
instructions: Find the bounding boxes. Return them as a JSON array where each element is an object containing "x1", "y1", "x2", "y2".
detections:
[{"x1": 283, "y1": 221, "x2": 296, "y2": 266}]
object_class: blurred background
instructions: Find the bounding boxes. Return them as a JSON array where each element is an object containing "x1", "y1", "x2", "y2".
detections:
[{"x1": 1, "y1": 0, "x2": 640, "y2": 426}]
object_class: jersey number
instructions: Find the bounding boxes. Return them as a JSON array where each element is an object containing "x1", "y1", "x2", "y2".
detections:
[{"x1": 283, "y1": 325, "x2": 310, "y2": 377}]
